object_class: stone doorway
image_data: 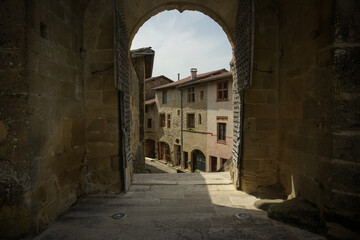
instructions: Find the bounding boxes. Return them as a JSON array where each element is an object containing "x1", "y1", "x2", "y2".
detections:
[{"x1": 192, "y1": 150, "x2": 206, "y2": 172}]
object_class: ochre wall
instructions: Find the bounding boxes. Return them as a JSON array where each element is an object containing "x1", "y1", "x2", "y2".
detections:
[
  {"x1": 241, "y1": 0, "x2": 280, "y2": 193},
  {"x1": 1, "y1": 0, "x2": 89, "y2": 237},
  {"x1": 84, "y1": 0, "x2": 122, "y2": 193},
  {"x1": 276, "y1": 0, "x2": 333, "y2": 207}
]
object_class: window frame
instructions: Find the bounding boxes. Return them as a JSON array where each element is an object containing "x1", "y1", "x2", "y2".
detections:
[
  {"x1": 217, "y1": 122, "x2": 226, "y2": 143},
  {"x1": 162, "y1": 91, "x2": 167, "y2": 104},
  {"x1": 187, "y1": 87, "x2": 195, "y2": 102},
  {"x1": 217, "y1": 81, "x2": 229, "y2": 102},
  {"x1": 160, "y1": 113, "x2": 165, "y2": 127},
  {"x1": 187, "y1": 113, "x2": 195, "y2": 129},
  {"x1": 167, "y1": 114, "x2": 171, "y2": 128},
  {"x1": 147, "y1": 118, "x2": 152, "y2": 129}
]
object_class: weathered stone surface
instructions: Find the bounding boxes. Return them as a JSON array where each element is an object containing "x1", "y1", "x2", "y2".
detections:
[
  {"x1": 267, "y1": 197, "x2": 325, "y2": 233},
  {"x1": 32, "y1": 173, "x2": 326, "y2": 240}
]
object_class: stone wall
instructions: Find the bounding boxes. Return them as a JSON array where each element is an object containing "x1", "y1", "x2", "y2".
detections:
[
  {"x1": 145, "y1": 76, "x2": 173, "y2": 100},
  {"x1": 130, "y1": 57, "x2": 145, "y2": 173},
  {"x1": 1, "y1": 0, "x2": 89, "y2": 237},
  {"x1": 26, "y1": 0, "x2": 87, "y2": 234},
  {"x1": 330, "y1": 0, "x2": 360, "y2": 232},
  {"x1": 240, "y1": 0, "x2": 280, "y2": 193},
  {"x1": 156, "y1": 88, "x2": 182, "y2": 164},
  {"x1": 276, "y1": 0, "x2": 333, "y2": 208},
  {"x1": 182, "y1": 85, "x2": 208, "y2": 171},
  {"x1": 0, "y1": 0, "x2": 30, "y2": 237},
  {"x1": 84, "y1": 0, "x2": 121, "y2": 192}
]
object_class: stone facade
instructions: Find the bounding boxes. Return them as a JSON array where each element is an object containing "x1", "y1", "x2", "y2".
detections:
[
  {"x1": 147, "y1": 69, "x2": 234, "y2": 172},
  {"x1": 145, "y1": 76, "x2": 173, "y2": 100}
]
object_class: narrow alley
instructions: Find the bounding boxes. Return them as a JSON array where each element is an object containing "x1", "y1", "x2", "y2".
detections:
[{"x1": 33, "y1": 173, "x2": 325, "y2": 240}]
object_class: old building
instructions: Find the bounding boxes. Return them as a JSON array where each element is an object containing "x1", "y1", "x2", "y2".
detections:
[
  {"x1": 144, "y1": 76, "x2": 173, "y2": 159},
  {"x1": 149, "y1": 68, "x2": 233, "y2": 172},
  {"x1": 1, "y1": 0, "x2": 359, "y2": 239}
]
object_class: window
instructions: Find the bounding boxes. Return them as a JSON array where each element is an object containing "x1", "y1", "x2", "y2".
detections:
[
  {"x1": 200, "y1": 90, "x2": 204, "y2": 100},
  {"x1": 147, "y1": 118, "x2": 152, "y2": 128},
  {"x1": 160, "y1": 114, "x2": 165, "y2": 127},
  {"x1": 177, "y1": 110, "x2": 180, "y2": 115},
  {"x1": 198, "y1": 114, "x2": 202, "y2": 124},
  {"x1": 145, "y1": 105, "x2": 148, "y2": 113},
  {"x1": 162, "y1": 91, "x2": 167, "y2": 104},
  {"x1": 217, "y1": 123, "x2": 226, "y2": 142},
  {"x1": 188, "y1": 87, "x2": 195, "y2": 102},
  {"x1": 167, "y1": 114, "x2": 171, "y2": 128},
  {"x1": 187, "y1": 114, "x2": 195, "y2": 129},
  {"x1": 217, "y1": 81, "x2": 228, "y2": 101}
]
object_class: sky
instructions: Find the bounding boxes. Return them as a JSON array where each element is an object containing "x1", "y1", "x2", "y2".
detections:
[{"x1": 131, "y1": 10, "x2": 232, "y2": 81}]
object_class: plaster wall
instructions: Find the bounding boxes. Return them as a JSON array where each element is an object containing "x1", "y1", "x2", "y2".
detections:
[{"x1": 207, "y1": 78, "x2": 234, "y2": 172}]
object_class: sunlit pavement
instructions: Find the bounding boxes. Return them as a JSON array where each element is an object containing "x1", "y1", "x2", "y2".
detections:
[{"x1": 33, "y1": 173, "x2": 326, "y2": 240}]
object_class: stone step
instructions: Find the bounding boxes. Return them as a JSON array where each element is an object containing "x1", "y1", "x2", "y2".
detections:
[{"x1": 132, "y1": 172, "x2": 233, "y2": 185}]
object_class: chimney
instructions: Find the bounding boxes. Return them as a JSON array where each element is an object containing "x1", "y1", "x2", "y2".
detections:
[
  {"x1": 191, "y1": 68, "x2": 197, "y2": 80},
  {"x1": 178, "y1": 73, "x2": 180, "y2": 81}
]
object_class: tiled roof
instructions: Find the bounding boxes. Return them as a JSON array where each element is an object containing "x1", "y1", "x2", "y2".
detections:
[
  {"x1": 153, "y1": 69, "x2": 231, "y2": 90},
  {"x1": 145, "y1": 98, "x2": 156, "y2": 105},
  {"x1": 145, "y1": 75, "x2": 173, "y2": 83}
]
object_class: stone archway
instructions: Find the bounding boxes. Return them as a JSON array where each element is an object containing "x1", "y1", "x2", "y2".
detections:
[
  {"x1": 192, "y1": 149, "x2": 206, "y2": 172},
  {"x1": 113, "y1": 0, "x2": 254, "y2": 189}
]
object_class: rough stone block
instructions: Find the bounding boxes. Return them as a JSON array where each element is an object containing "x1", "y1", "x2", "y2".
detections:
[
  {"x1": 280, "y1": 104, "x2": 302, "y2": 119},
  {"x1": 254, "y1": 104, "x2": 278, "y2": 119},
  {"x1": 331, "y1": 162, "x2": 360, "y2": 193},
  {"x1": 101, "y1": 75, "x2": 116, "y2": 90},
  {"x1": 86, "y1": 119, "x2": 106, "y2": 132},
  {"x1": 71, "y1": 119, "x2": 85, "y2": 147},
  {"x1": 244, "y1": 104, "x2": 254, "y2": 118},
  {"x1": 61, "y1": 81, "x2": 75, "y2": 98},
  {"x1": 256, "y1": 119, "x2": 278, "y2": 131},
  {"x1": 332, "y1": 96, "x2": 360, "y2": 130},
  {"x1": 333, "y1": 134, "x2": 360, "y2": 163},
  {"x1": 268, "y1": 197, "x2": 325, "y2": 233},
  {"x1": 102, "y1": 90, "x2": 117, "y2": 104},
  {"x1": 87, "y1": 142, "x2": 118, "y2": 158},
  {"x1": 63, "y1": 100, "x2": 83, "y2": 118},
  {"x1": 266, "y1": 91, "x2": 278, "y2": 104},
  {"x1": 244, "y1": 90, "x2": 267, "y2": 103},
  {"x1": 248, "y1": 131, "x2": 278, "y2": 146},
  {"x1": 0, "y1": 121, "x2": 8, "y2": 144}
]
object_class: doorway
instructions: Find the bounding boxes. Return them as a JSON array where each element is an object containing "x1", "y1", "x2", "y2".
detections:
[
  {"x1": 192, "y1": 150, "x2": 206, "y2": 172},
  {"x1": 210, "y1": 156, "x2": 217, "y2": 172}
]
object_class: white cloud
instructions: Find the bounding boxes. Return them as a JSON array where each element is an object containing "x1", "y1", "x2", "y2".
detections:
[{"x1": 131, "y1": 10, "x2": 232, "y2": 81}]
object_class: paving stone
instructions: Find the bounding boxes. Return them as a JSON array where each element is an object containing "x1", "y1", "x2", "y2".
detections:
[{"x1": 32, "y1": 173, "x2": 326, "y2": 240}]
